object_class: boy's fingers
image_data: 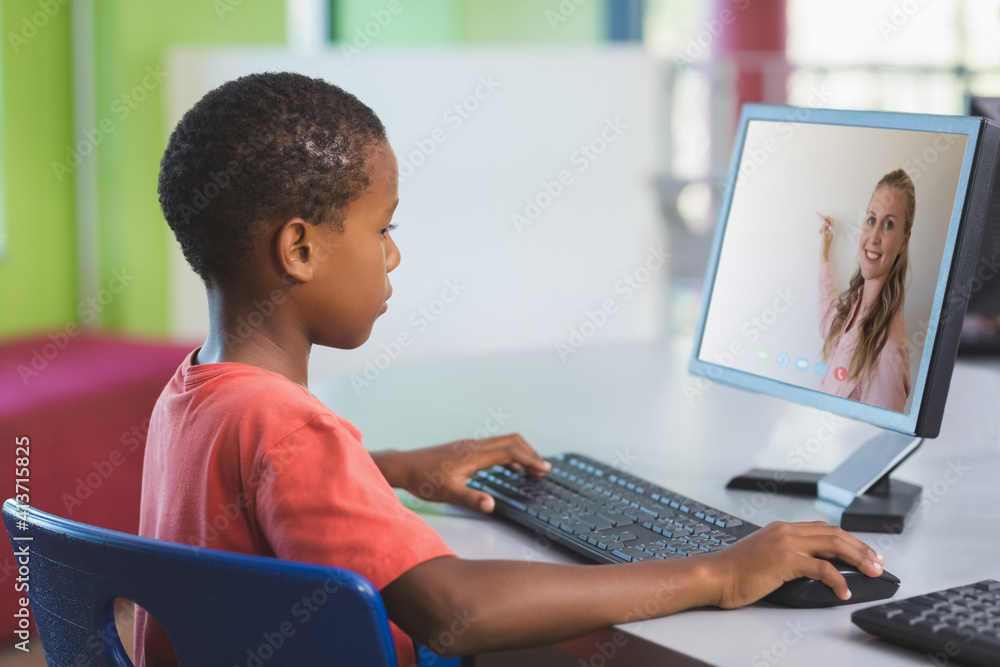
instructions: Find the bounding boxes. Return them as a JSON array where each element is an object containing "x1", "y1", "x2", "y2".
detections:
[
  {"x1": 486, "y1": 434, "x2": 551, "y2": 476},
  {"x1": 795, "y1": 523, "x2": 885, "y2": 578},
  {"x1": 800, "y1": 557, "x2": 852, "y2": 601},
  {"x1": 452, "y1": 487, "x2": 495, "y2": 513},
  {"x1": 819, "y1": 534, "x2": 883, "y2": 575}
]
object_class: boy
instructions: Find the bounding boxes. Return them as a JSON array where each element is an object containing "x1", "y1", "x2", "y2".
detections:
[{"x1": 139, "y1": 72, "x2": 885, "y2": 666}]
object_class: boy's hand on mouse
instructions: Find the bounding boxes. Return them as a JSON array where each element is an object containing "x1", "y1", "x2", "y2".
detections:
[
  {"x1": 384, "y1": 434, "x2": 551, "y2": 513},
  {"x1": 700, "y1": 520, "x2": 885, "y2": 609}
]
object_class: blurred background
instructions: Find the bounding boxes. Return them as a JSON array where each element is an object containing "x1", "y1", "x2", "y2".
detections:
[
  {"x1": 3, "y1": 0, "x2": 1000, "y2": 661},
  {"x1": 6, "y1": 0, "x2": 1000, "y2": 359}
]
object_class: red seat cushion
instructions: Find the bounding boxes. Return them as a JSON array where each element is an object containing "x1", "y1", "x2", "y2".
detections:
[{"x1": 0, "y1": 333, "x2": 193, "y2": 644}]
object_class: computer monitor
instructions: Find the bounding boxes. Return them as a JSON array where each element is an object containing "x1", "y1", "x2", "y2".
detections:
[
  {"x1": 688, "y1": 104, "x2": 1000, "y2": 532},
  {"x1": 960, "y1": 96, "x2": 1000, "y2": 354}
]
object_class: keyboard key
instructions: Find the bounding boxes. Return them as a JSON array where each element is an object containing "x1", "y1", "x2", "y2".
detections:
[
  {"x1": 611, "y1": 547, "x2": 647, "y2": 562},
  {"x1": 610, "y1": 530, "x2": 637, "y2": 544},
  {"x1": 896, "y1": 611, "x2": 926, "y2": 626},
  {"x1": 559, "y1": 520, "x2": 589, "y2": 535},
  {"x1": 475, "y1": 483, "x2": 527, "y2": 511},
  {"x1": 900, "y1": 598, "x2": 938, "y2": 612},
  {"x1": 639, "y1": 504, "x2": 661, "y2": 519},
  {"x1": 653, "y1": 522, "x2": 675, "y2": 536},
  {"x1": 602, "y1": 512, "x2": 634, "y2": 528},
  {"x1": 573, "y1": 514, "x2": 607, "y2": 531}
]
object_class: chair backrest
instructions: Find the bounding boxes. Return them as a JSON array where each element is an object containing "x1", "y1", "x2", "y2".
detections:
[{"x1": 2, "y1": 499, "x2": 424, "y2": 666}]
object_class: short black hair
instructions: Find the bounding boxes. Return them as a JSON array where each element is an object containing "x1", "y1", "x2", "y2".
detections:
[{"x1": 158, "y1": 71, "x2": 387, "y2": 282}]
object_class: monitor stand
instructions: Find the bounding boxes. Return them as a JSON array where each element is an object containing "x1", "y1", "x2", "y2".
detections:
[{"x1": 727, "y1": 430, "x2": 923, "y2": 534}]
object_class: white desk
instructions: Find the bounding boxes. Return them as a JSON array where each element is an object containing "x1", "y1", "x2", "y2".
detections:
[{"x1": 313, "y1": 339, "x2": 1000, "y2": 667}]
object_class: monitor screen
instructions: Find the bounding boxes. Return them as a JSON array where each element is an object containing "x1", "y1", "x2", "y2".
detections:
[{"x1": 690, "y1": 105, "x2": 999, "y2": 437}]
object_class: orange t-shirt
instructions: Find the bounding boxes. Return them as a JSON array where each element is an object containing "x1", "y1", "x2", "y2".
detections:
[{"x1": 135, "y1": 350, "x2": 454, "y2": 667}]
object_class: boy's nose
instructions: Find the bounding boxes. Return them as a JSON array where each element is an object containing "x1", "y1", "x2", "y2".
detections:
[{"x1": 386, "y1": 233, "x2": 401, "y2": 272}]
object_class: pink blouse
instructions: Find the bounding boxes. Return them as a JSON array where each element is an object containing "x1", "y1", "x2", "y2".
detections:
[{"x1": 818, "y1": 261, "x2": 911, "y2": 413}]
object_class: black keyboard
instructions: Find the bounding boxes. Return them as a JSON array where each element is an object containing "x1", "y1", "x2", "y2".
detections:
[
  {"x1": 468, "y1": 452, "x2": 760, "y2": 565},
  {"x1": 852, "y1": 580, "x2": 1000, "y2": 666}
]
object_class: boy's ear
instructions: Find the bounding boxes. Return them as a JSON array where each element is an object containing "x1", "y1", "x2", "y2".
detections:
[{"x1": 274, "y1": 218, "x2": 318, "y2": 283}]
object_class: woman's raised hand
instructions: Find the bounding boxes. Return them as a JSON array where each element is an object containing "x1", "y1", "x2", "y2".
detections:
[{"x1": 819, "y1": 215, "x2": 835, "y2": 262}]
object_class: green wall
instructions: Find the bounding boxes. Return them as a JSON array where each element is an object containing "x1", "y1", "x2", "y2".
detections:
[
  {"x1": 0, "y1": 0, "x2": 77, "y2": 338},
  {"x1": 459, "y1": 0, "x2": 602, "y2": 42},
  {"x1": 0, "y1": 0, "x2": 604, "y2": 341},
  {"x1": 332, "y1": 0, "x2": 603, "y2": 44},
  {"x1": 92, "y1": 0, "x2": 286, "y2": 335}
]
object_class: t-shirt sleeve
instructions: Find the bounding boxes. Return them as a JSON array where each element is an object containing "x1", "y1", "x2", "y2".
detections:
[{"x1": 253, "y1": 413, "x2": 455, "y2": 590}]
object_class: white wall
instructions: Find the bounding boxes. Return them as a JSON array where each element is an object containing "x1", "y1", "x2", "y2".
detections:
[
  {"x1": 164, "y1": 47, "x2": 667, "y2": 382},
  {"x1": 700, "y1": 119, "x2": 968, "y2": 414}
]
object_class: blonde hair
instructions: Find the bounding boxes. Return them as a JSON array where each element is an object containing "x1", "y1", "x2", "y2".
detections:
[{"x1": 822, "y1": 169, "x2": 915, "y2": 385}]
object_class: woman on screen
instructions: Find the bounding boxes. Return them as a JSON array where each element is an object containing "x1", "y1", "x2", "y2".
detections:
[{"x1": 817, "y1": 168, "x2": 913, "y2": 413}]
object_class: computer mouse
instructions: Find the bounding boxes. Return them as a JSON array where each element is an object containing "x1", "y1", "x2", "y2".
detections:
[{"x1": 763, "y1": 559, "x2": 900, "y2": 608}]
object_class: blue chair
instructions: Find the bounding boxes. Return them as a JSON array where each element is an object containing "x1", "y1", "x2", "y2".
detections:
[{"x1": 2, "y1": 499, "x2": 466, "y2": 666}]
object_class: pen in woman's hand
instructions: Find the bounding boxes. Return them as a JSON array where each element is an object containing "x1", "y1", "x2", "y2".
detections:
[{"x1": 817, "y1": 211, "x2": 836, "y2": 236}]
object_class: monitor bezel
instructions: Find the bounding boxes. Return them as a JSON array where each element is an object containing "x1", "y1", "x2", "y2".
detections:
[{"x1": 688, "y1": 103, "x2": 989, "y2": 437}]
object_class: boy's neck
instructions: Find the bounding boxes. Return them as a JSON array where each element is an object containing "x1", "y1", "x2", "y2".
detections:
[{"x1": 197, "y1": 283, "x2": 312, "y2": 389}]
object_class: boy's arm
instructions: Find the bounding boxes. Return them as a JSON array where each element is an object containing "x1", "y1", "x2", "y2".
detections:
[
  {"x1": 382, "y1": 521, "x2": 885, "y2": 656},
  {"x1": 371, "y1": 434, "x2": 551, "y2": 512}
]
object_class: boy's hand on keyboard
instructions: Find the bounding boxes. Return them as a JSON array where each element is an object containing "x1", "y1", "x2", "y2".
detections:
[
  {"x1": 390, "y1": 434, "x2": 552, "y2": 513},
  {"x1": 704, "y1": 520, "x2": 885, "y2": 608}
]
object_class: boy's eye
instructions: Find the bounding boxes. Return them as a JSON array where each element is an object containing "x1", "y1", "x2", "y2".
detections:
[{"x1": 380, "y1": 223, "x2": 397, "y2": 237}]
